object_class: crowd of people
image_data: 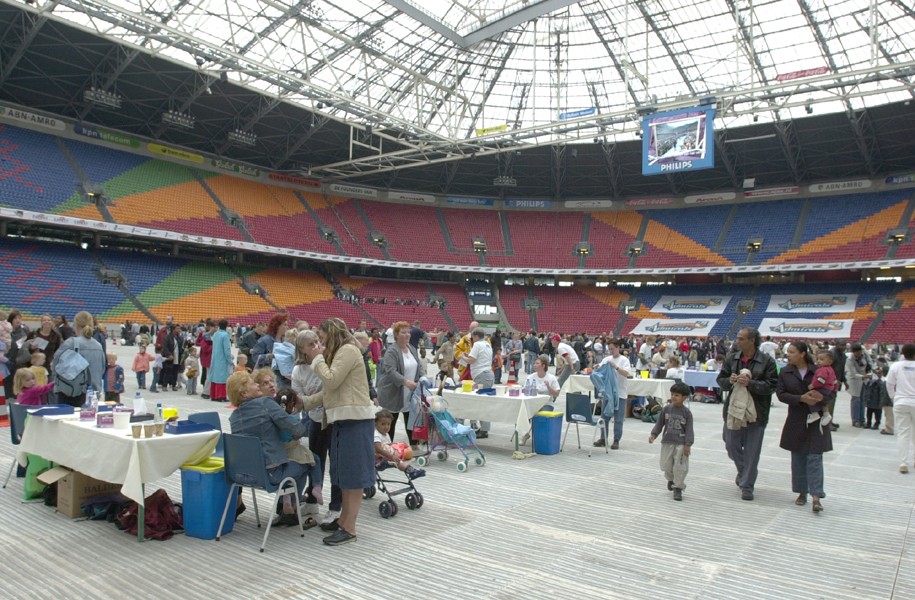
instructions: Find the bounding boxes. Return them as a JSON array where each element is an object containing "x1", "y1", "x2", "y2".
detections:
[{"x1": 4, "y1": 307, "x2": 914, "y2": 543}]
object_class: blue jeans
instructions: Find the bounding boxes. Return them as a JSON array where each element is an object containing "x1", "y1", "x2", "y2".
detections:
[
  {"x1": 791, "y1": 451, "x2": 825, "y2": 498},
  {"x1": 149, "y1": 368, "x2": 160, "y2": 391},
  {"x1": 599, "y1": 396, "x2": 626, "y2": 442},
  {"x1": 267, "y1": 460, "x2": 309, "y2": 500},
  {"x1": 723, "y1": 422, "x2": 767, "y2": 492},
  {"x1": 525, "y1": 351, "x2": 537, "y2": 375},
  {"x1": 136, "y1": 371, "x2": 146, "y2": 388},
  {"x1": 850, "y1": 395, "x2": 864, "y2": 424}
]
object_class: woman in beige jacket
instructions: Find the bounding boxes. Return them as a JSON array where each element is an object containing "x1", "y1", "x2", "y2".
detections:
[{"x1": 303, "y1": 318, "x2": 375, "y2": 546}]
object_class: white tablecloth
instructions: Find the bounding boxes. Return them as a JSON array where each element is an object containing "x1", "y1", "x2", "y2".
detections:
[
  {"x1": 567, "y1": 375, "x2": 674, "y2": 401},
  {"x1": 440, "y1": 390, "x2": 550, "y2": 435},
  {"x1": 683, "y1": 370, "x2": 721, "y2": 389},
  {"x1": 18, "y1": 415, "x2": 219, "y2": 503}
]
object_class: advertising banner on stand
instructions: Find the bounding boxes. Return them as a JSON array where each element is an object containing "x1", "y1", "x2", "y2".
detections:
[
  {"x1": 758, "y1": 319, "x2": 854, "y2": 339},
  {"x1": 650, "y1": 296, "x2": 731, "y2": 314},
  {"x1": 766, "y1": 295, "x2": 858, "y2": 313},
  {"x1": 630, "y1": 319, "x2": 717, "y2": 336}
]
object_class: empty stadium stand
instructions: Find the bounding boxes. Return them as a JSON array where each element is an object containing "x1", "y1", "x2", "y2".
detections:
[{"x1": 3, "y1": 123, "x2": 915, "y2": 272}]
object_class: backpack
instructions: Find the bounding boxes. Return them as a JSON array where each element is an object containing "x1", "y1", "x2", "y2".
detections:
[
  {"x1": 641, "y1": 398, "x2": 663, "y2": 423},
  {"x1": 116, "y1": 488, "x2": 183, "y2": 540},
  {"x1": 54, "y1": 338, "x2": 91, "y2": 398}
]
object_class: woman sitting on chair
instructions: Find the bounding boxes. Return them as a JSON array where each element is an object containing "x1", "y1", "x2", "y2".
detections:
[
  {"x1": 519, "y1": 355, "x2": 561, "y2": 445},
  {"x1": 227, "y1": 370, "x2": 310, "y2": 526}
]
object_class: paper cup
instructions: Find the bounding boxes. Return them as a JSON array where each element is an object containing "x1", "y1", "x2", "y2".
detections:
[
  {"x1": 155, "y1": 422, "x2": 165, "y2": 437},
  {"x1": 131, "y1": 423, "x2": 142, "y2": 439},
  {"x1": 143, "y1": 423, "x2": 155, "y2": 438},
  {"x1": 113, "y1": 412, "x2": 131, "y2": 430}
]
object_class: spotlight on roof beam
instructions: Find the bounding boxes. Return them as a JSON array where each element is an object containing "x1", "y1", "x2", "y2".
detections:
[
  {"x1": 83, "y1": 87, "x2": 122, "y2": 109},
  {"x1": 161, "y1": 110, "x2": 195, "y2": 130},
  {"x1": 805, "y1": 103, "x2": 813, "y2": 114},
  {"x1": 227, "y1": 129, "x2": 257, "y2": 147}
]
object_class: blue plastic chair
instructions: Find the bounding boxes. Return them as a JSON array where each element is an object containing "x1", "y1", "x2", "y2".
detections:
[
  {"x1": 560, "y1": 392, "x2": 607, "y2": 457},
  {"x1": 3, "y1": 402, "x2": 31, "y2": 489},
  {"x1": 188, "y1": 411, "x2": 224, "y2": 457},
  {"x1": 216, "y1": 433, "x2": 304, "y2": 552}
]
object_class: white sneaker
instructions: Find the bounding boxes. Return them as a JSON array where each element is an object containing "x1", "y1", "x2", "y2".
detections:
[
  {"x1": 300, "y1": 503, "x2": 320, "y2": 516},
  {"x1": 806, "y1": 412, "x2": 821, "y2": 425},
  {"x1": 820, "y1": 412, "x2": 832, "y2": 427},
  {"x1": 320, "y1": 509, "x2": 341, "y2": 524}
]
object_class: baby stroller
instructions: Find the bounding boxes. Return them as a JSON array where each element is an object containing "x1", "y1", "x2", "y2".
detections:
[
  {"x1": 418, "y1": 396, "x2": 485, "y2": 472},
  {"x1": 363, "y1": 458, "x2": 425, "y2": 519}
]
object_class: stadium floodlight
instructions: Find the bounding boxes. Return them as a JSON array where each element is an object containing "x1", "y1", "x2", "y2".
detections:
[
  {"x1": 161, "y1": 110, "x2": 196, "y2": 130},
  {"x1": 227, "y1": 129, "x2": 257, "y2": 147},
  {"x1": 493, "y1": 176, "x2": 516, "y2": 187},
  {"x1": 83, "y1": 87, "x2": 121, "y2": 109}
]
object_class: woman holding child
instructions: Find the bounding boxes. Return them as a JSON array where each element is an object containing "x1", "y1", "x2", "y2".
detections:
[{"x1": 776, "y1": 340, "x2": 833, "y2": 513}]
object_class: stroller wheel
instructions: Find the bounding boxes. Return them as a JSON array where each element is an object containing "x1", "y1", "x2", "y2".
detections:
[
  {"x1": 414, "y1": 492, "x2": 424, "y2": 508},
  {"x1": 379, "y1": 501, "x2": 392, "y2": 518},
  {"x1": 436, "y1": 451, "x2": 448, "y2": 461},
  {"x1": 389, "y1": 500, "x2": 398, "y2": 516},
  {"x1": 456, "y1": 460, "x2": 469, "y2": 473},
  {"x1": 416, "y1": 456, "x2": 428, "y2": 467},
  {"x1": 474, "y1": 455, "x2": 486, "y2": 466},
  {"x1": 362, "y1": 486, "x2": 376, "y2": 499},
  {"x1": 405, "y1": 493, "x2": 417, "y2": 510}
]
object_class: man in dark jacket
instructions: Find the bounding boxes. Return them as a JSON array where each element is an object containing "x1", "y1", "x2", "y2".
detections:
[
  {"x1": 829, "y1": 341, "x2": 847, "y2": 429},
  {"x1": 237, "y1": 322, "x2": 265, "y2": 361},
  {"x1": 717, "y1": 327, "x2": 779, "y2": 501}
]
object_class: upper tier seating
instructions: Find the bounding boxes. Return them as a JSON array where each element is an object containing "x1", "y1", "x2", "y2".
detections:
[
  {"x1": 0, "y1": 124, "x2": 80, "y2": 212},
  {"x1": 4, "y1": 123, "x2": 915, "y2": 271}
]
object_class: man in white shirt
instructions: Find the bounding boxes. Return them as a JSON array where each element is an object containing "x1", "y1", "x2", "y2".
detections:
[
  {"x1": 462, "y1": 328, "x2": 494, "y2": 437},
  {"x1": 552, "y1": 334, "x2": 580, "y2": 389},
  {"x1": 595, "y1": 339, "x2": 631, "y2": 449},
  {"x1": 886, "y1": 343, "x2": 915, "y2": 474},
  {"x1": 759, "y1": 336, "x2": 779, "y2": 361}
]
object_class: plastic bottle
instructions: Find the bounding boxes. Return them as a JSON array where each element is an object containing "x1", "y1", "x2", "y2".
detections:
[
  {"x1": 133, "y1": 391, "x2": 148, "y2": 416},
  {"x1": 155, "y1": 403, "x2": 163, "y2": 424},
  {"x1": 80, "y1": 386, "x2": 97, "y2": 421}
]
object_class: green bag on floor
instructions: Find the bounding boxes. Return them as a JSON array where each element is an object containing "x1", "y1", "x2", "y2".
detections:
[{"x1": 24, "y1": 454, "x2": 54, "y2": 501}]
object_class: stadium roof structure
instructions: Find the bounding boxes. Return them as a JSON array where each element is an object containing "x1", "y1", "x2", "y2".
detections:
[{"x1": 2, "y1": 0, "x2": 915, "y2": 198}]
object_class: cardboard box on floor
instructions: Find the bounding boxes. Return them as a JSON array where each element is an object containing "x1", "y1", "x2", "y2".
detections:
[{"x1": 38, "y1": 467, "x2": 123, "y2": 518}]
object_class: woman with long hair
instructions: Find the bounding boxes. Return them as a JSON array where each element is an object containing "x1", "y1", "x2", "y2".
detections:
[
  {"x1": 301, "y1": 318, "x2": 374, "y2": 546},
  {"x1": 776, "y1": 340, "x2": 833, "y2": 513}
]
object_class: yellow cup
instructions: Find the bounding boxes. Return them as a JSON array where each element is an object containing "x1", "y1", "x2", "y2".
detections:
[
  {"x1": 640, "y1": 370, "x2": 649, "y2": 379},
  {"x1": 461, "y1": 380, "x2": 473, "y2": 392}
]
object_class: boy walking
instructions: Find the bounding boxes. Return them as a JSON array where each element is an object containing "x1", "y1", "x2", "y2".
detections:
[{"x1": 649, "y1": 382, "x2": 694, "y2": 500}]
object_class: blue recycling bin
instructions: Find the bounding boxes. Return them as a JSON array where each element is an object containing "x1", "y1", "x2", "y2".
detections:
[
  {"x1": 180, "y1": 457, "x2": 236, "y2": 539},
  {"x1": 532, "y1": 411, "x2": 563, "y2": 455}
]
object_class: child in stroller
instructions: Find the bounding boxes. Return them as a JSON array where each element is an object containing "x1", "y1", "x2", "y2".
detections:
[
  {"x1": 374, "y1": 409, "x2": 425, "y2": 480},
  {"x1": 367, "y1": 409, "x2": 426, "y2": 518}
]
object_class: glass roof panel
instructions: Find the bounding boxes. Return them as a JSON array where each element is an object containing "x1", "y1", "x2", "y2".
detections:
[{"x1": 44, "y1": 0, "x2": 915, "y2": 142}]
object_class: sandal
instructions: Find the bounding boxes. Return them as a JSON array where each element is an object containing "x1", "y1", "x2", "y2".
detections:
[
  {"x1": 302, "y1": 516, "x2": 319, "y2": 530},
  {"x1": 795, "y1": 493, "x2": 807, "y2": 506},
  {"x1": 812, "y1": 499, "x2": 823, "y2": 513}
]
